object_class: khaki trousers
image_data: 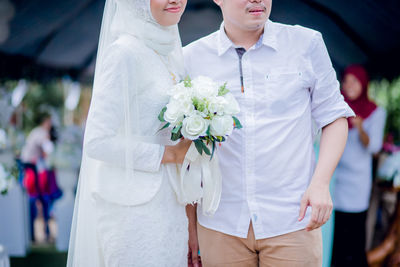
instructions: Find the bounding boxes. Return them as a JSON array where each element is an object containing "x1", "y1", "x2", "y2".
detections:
[{"x1": 197, "y1": 222, "x2": 322, "y2": 267}]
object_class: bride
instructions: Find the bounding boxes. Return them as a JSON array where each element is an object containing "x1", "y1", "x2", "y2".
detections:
[{"x1": 67, "y1": 0, "x2": 192, "y2": 266}]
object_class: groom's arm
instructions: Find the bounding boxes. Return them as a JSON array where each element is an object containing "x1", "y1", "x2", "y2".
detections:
[
  {"x1": 297, "y1": 31, "x2": 353, "y2": 231},
  {"x1": 186, "y1": 204, "x2": 201, "y2": 267},
  {"x1": 298, "y1": 117, "x2": 348, "y2": 231}
]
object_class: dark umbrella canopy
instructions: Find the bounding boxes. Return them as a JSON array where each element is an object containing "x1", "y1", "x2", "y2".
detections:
[
  {"x1": 0, "y1": 0, "x2": 399, "y2": 81},
  {"x1": 0, "y1": 0, "x2": 104, "y2": 81}
]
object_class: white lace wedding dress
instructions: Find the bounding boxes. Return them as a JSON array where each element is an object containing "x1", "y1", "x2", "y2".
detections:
[
  {"x1": 67, "y1": 0, "x2": 188, "y2": 266},
  {"x1": 96, "y1": 172, "x2": 187, "y2": 266}
]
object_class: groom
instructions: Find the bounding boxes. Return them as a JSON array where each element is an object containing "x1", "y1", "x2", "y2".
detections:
[{"x1": 184, "y1": 0, "x2": 354, "y2": 266}]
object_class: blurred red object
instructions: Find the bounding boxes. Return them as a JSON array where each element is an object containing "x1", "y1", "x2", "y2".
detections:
[
  {"x1": 382, "y1": 134, "x2": 400, "y2": 154},
  {"x1": 23, "y1": 168, "x2": 50, "y2": 197}
]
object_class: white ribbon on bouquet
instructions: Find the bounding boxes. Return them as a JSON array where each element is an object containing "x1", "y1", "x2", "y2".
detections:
[{"x1": 174, "y1": 142, "x2": 222, "y2": 216}]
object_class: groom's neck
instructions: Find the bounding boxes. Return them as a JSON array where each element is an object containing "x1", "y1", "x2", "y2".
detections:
[{"x1": 223, "y1": 22, "x2": 265, "y2": 51}]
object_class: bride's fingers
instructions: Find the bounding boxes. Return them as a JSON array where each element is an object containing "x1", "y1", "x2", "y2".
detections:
[{"x1": 191, "y1": 250, "x2": 200, "y2": 267}]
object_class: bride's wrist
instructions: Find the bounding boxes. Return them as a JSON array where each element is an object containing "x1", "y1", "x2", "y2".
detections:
[{"x1": 161, "y1": 146, "x2": 176, "y2": 164}]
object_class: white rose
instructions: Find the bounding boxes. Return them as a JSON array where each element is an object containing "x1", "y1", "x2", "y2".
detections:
[
  {"x1": 210, "y1": 115, "x2": 234, "y2": 137},
  {"x1": 170, "y1": 91, "x2": 193, "y2": 114},
  {"x1": 180, "y1": 99, "x2": 195, "y2": 116},
  {"x1": 192, "y1": 76, "x2": 219, "y2": 99},
  {"x1": 208, "y1": 96, "x2": 227, "y2": 115},
  {"x1": 164, "y1": 100, "x2": 184, "y2": 125},
  {"x1": 167, "y1": 82, "x2": 187, "y2": 96},
  {"x1": 181, "y1": 113, "x2": 209, "y2": 140},
  {"x1": 223, "y1": 93, "x2": 240, "y2": 115},
  {"x1": 171, "y1": 93, "x2": 188, "y2": 104},
  {"x1": 171, "y1": 89, "x2": 192, "y2": 102}
]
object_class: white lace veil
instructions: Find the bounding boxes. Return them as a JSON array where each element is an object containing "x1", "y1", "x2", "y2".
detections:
[{"x1": 67, "y1": 0, "x2": 183, "y2": 265}]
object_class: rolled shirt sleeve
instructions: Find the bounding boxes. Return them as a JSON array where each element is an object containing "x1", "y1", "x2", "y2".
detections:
[{"x1": 308, "y1": 32, "x2": 355, "y2": 129}]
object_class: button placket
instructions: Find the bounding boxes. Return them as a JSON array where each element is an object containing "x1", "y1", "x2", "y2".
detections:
[{"x1": 244, "y1": 53, "x2": 259, "y2": 232}]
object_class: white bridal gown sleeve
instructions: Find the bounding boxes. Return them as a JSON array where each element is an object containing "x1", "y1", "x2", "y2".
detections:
[{"x1": 86, "y1": 42, "x2": 165, "y2": 172}]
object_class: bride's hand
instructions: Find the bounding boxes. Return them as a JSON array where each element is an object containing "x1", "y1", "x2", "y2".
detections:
[{"x1": 162, "y1": 138, "x2": 192, "y2": 164}]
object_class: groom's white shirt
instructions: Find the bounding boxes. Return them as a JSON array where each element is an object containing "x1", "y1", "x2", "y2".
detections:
[{"x1": 184, "y1": 20, "x2": 354, "y2": 239}]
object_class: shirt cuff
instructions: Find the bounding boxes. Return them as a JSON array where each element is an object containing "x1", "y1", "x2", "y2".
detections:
[{"x1": 315, "y1": 106, "x2": 355, "y2": 129}]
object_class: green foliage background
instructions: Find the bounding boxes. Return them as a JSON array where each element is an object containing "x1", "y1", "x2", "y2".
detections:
[
  {"x1": 369, "y1": 77, "x2": 400, "y2": 143},
  {"x1": 2, "y1": 80, "x2": 64, "y2": 133}
]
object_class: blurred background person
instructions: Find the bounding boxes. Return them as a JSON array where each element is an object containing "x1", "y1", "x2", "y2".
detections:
[
  {"x1": 20, "y1": 111, "x2": 57, "y2": 243},
  {"x1": 332, "y1": 65, "x2": 387, "y2": 266}
]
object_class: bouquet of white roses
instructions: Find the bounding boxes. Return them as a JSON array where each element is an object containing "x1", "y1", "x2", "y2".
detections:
[{"x1": 158, "y1": 76, "x2": 242, "y2": 159}]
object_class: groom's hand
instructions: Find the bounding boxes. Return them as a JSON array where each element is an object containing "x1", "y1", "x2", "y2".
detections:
[{"x1": 298, "y1": 181, "x2": 333, "y2": 231}]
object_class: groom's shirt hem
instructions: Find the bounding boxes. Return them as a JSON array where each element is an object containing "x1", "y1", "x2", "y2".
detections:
[{"x1": 197, "y1": 216, "x2": 311, "y2": 240}]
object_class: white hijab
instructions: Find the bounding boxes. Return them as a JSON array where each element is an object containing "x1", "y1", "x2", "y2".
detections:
[{"x1": 111, "y1": 0, "x2": 178, "y2": 55}]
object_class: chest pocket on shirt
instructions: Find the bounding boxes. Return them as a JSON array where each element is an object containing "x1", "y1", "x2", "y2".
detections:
[{"x1": 263, "y1": 70, "x2": 309, "y2": 115}]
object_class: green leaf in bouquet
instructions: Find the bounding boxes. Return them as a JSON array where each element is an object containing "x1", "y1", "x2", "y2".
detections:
[
  {"x1": 198, "y1": 102, "x2": 206, "y2": 112},
  {"x1": 206, "y1": 125, "x2": 211, "y2": 137},
  {"x1": 216, "y1": 136, "x2": 226, "y2": 142},
  {"x1": 232, "y1": 116, "x2": 243, "y2": 129},
  {"x1": 171, "y1": 131, "x2": 182, "y2": 141},
  {"x1": 157, "y1": 122, "x2": 170, "y2": 132},
  {"x1": 210, "y1": 141, "x2": 216, "y2": 160},
  {"x1": 194, "y1": 139, "x2": 203, "y2": 155},
  {"x1": 184, "y1": 76, "x2": 192, "y2": 88},
  {"x1": 218, "y1": 82, "x2": 229, "y2": 96},
  {"x1": 201, "y1": 141, "x2": 211, "y2": 156},
  {"x1": 172, "y1": 124, "x2": 182, "y2": 134},
  {"x1": 192, "y1": 97, "x2": 206, "y2": 112},
  {"x1": 192, "y1": 97, "x2": 199, "y2": 110},
  {"x1": 158, "y1": 107, "x2": 167, "y2": 122}
]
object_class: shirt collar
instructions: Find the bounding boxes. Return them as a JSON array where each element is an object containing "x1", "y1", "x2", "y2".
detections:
[{"x1": 217, "y1": 20, "x2": 278, "y2": 56}]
